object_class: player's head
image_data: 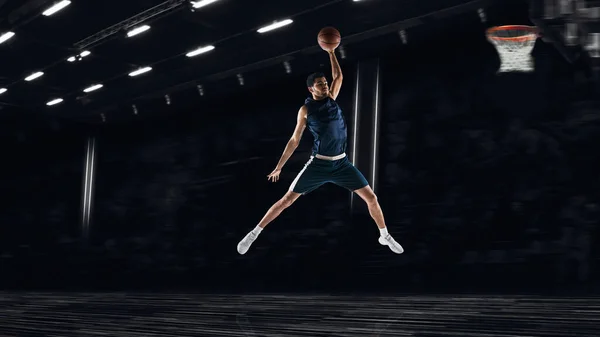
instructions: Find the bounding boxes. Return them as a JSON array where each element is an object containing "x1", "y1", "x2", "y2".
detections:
[{"x1": 306, "y1": 72, "x2": 329, "y2": 98}]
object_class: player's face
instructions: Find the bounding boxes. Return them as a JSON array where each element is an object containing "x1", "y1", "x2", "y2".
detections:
[{"x1": 310, "y1": 77, "x2": 329, "y2": 97}]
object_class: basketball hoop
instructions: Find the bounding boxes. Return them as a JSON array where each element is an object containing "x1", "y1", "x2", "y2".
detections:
[{"x1": 486, "y1": 25, "x2": 538, "y2": 73}]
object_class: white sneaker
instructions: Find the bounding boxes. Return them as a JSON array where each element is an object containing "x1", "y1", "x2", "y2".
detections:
[
  {"x1": 237, "y1": 231, "x2": 259, "y2": 255},
  {"x1": 378, "y1": 234, "x2": 404, "y2": 254}
]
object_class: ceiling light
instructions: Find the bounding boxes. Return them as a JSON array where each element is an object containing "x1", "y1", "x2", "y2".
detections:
[
  {"x1": 127, "y1": 25, "x2": 150, "y2": 38},
  {"x1": 67, "y1": 51, "x2": 90, "y2": 62},
  {"x1": 42, "y1": 1, "x2": 71, "y2": 16},
  {"x1": 339, "y1": 46, "x2": 347, "y2": 59},
  {"x1": 47, "y1": 98, "x2": 64, "y2": 106},
  {"x1": 186, "y1": 45, "x2": 215, "y2": 57},
  {"x1": 398, "y1": 30, "x2": 408, "y2": 44},
  {"x1": 25, "y1": 72, "x2": 44, "y2": 81},
  {"x1": 257, "y1": 19, "x2": 293, "y2": 34},
  {"x1": 0, "y1": 32, "x2": 15, "y2": 44},
  {"x1": 0, "y1": 88, "x2": 7, "y2": 95},
  {"x1": 191, "y1": 0, "x2": 220, "y2": 9},
  {"x1": 129, "y1": 67, "x2": 152, "y2": 77},
  {"x1": 83, "y1": 84, "x2": 103, "y2": 93}
]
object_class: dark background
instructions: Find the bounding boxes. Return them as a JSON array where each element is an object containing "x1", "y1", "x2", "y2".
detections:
[{"x1": 0, "y1": 1, "x2": 598, "y2": 295}]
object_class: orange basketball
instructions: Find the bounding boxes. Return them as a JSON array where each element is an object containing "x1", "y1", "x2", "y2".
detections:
[{"x1": 318, "y1": 27, "x2": 341, "y2": 51}]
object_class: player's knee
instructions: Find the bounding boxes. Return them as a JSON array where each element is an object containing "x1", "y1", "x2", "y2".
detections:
[
  {"x1": 279, "y1": 194, "x2": 296, "y2": 208},
  {"x1": 365, "y1": 192, "x2": 378, "y2": 206}
]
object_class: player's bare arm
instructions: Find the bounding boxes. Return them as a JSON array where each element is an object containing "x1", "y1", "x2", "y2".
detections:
[
  {"x1": 328, "y1": 50, "x2": 343, "y2": 100},
  {"x1": 267, "y1": 105, "x2": 308, "y2": 182}
]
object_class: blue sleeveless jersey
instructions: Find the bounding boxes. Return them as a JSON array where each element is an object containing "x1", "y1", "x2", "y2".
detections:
[{"x1": 304, "y1": 96, "x2": 347, "y2": 156}]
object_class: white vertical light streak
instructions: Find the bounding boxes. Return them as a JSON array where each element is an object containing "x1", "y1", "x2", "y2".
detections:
[
  {"x1": 352, "y1": 63, "x2": 360, "y2": 165},
  {"x1": 81, "y1": 137, "x2": 97, "y2": 240},
  {"x1": 371, "y1": 59, "x2": 381, "y2": 193},
  {"x1": 81, "y1": 138, "x2": 91, "y2": 236},
  {"x1": 351, "y1": 63, "x2": 361, "y2": 209}
]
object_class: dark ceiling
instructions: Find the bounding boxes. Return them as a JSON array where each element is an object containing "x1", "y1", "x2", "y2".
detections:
[{"x1": 0, "y1": 0, "x2": 529, "y2": 122}]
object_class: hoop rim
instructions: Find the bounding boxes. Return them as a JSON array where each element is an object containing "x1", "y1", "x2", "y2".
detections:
[{"x1": 486, "y1": 25, "x2": 538, "y2": 42}]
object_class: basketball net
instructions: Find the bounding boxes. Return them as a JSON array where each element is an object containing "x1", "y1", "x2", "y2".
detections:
[{"x1": 486, "y1": 25, "x2": 538, "y2": 73}]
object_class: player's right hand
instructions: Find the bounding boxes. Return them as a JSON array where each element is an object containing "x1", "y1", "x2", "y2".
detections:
[{"x1": 267, "y1": 168, "x2": 282, "y2": 182}]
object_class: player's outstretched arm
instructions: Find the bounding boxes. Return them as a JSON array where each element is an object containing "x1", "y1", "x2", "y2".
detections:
[
  {"x1": 328, "y1": 50, "x2": 343, "y2": 100},
  {"x1": 267, "y1": 105, "x2": 308, "y2": 182}
]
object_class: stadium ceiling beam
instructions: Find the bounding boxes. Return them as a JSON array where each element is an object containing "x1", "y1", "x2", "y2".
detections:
[{"x1": 74, "y1": 0, "x2": 187, "y2": 50}]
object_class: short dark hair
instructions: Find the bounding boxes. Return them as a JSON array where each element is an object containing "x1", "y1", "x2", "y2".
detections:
[{"x1": 306, "y1": 72, "x2": 325, "y2": 87}]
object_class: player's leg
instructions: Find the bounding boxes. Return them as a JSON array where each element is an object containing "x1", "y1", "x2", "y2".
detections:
[
  {"x1": 237, "y1": 157, "x2": 327, "y2": 255},
  {"x1": 332, "y1": 158, "x2": 404, "y2": 254},
  {"x1": 236, "y1": 190, "x2": 301, "y2": 255},
  {"x1": 257, "y1": 191, "x2": 302, "y2": 229},
  {"x1": 353, "y1": 185, "x2": 386, "y2": 229}
]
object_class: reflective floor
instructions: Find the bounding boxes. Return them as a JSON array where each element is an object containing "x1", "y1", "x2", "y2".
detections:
[{"x1": 0, "y1": 292, "x2": 598, "y2": 336}]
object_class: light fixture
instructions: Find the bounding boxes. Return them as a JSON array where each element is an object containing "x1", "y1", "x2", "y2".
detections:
[
  {"x1": 283, "y1": 61, "x2": 292, "y2": 74},
  {"x1": 585, "y1": 33, "x2": 600, "y2": 58},
  {"x1": 67, "y1": 51, "x2": 91, "y2": 62},
  {"x1": 129, "y1": 67, "x2": 152, "y2": 77},
  {"x1": 398, "y1": 30, "x2": 408, "y2": 44},
  {"x1": 47, "y1": 98, "x2": 63, "y2": 106},
  {"x1": 83, "y1": 84, "x2": 103, "y2": 93},
  {"x1": 25, "y1": 71, "x2": 44, "y2": 81},
  {"x1": 42, "y1": 1, "x2": 71, "y2": 16},
  {"x1": 132, "y1": 104, "x2": 138, "y2": 115},
  {"x1": 127, "y1": 25, "x2": 150, "y2": 38},
  {"x1": 478, "y1": 8, "x2": 487, "y2": 23},
  {"x1": 237, "y1": 73, "x2": 244, "y2": 86},
  {"x1": 339, "y1": 46, "x2": 347, "y2": 59},
  {"x1": 197, "y1": 84, "x2": 204, "y2": 96},
  {"x1": 191, "y1": 0, "x2": 220, "y2": 9},
  {"x1": 186, "y1": 45, "x2": 215, "y2": 57},
  {"x1": 0, "y1": 32, "x2": 15, "y2": 44},
  {"x1": 257, "y1": 19, "x2": 293, "y2": 34},
  {"x1": 0, "y1": 88, "x2": 7, "y2": 95}
]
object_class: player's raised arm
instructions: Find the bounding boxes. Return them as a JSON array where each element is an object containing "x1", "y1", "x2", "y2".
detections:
[
  {"x1": 267, "y1": 105, "x2": 308, "y2": 182},
  {"x1": 328, "y1": 50, "x2": 343, "y2": 100}
]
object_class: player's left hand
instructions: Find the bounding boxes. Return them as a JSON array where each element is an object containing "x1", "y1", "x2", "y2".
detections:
[{"x1": 267, "y1": 168, "x2": 282, "y2": 182}]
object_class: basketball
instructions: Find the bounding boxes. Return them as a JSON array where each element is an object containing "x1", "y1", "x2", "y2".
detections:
[{"x1": 318, "y1": 27, "x2": 341, "y2": 51}]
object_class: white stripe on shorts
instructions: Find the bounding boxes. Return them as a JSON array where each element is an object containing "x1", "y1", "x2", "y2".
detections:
[{"x1": 289, "y1": 156, "x2": 314, "y2": 192}]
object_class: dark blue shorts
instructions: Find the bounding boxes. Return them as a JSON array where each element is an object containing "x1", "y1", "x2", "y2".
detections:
[{"x1": 289, "y1": 155, "x2": 369, "y2": 195}]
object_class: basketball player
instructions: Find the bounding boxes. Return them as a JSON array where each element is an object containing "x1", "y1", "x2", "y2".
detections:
[{"x1": 237, "y1": 47, "x2": 404, "y2": 255}]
